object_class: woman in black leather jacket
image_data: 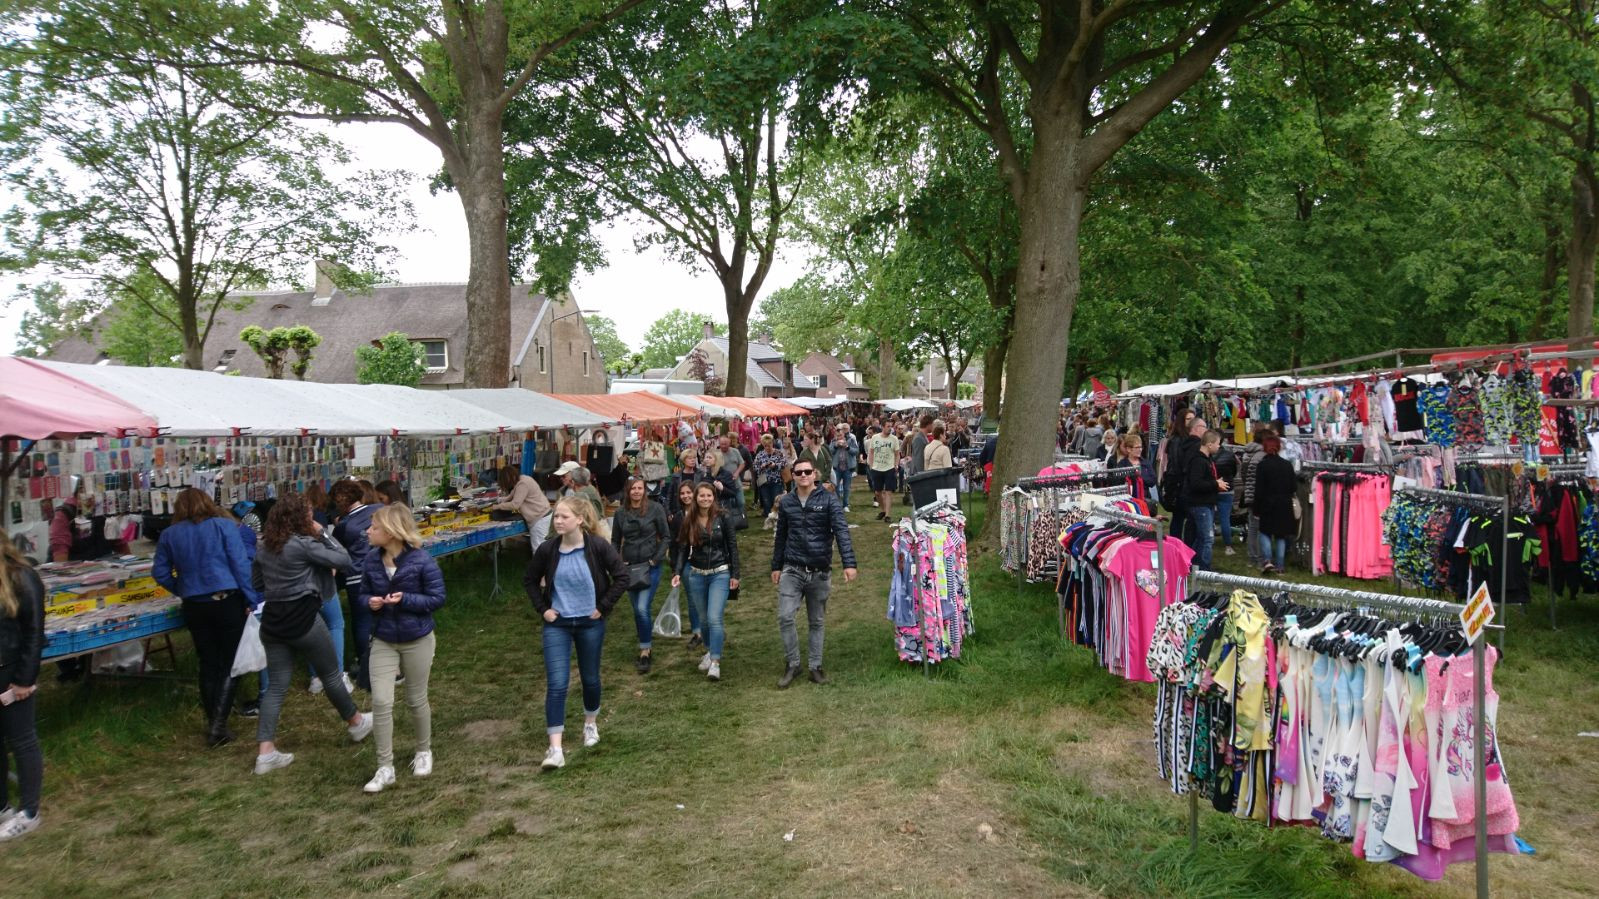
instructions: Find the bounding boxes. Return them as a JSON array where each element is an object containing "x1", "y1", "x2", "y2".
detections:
[
  {"x1": 670, "y1": 483, "x2": 740, "y2": 681},
  {"x1": 0, "y1": 530, "x2": 45, "y2": 840}
]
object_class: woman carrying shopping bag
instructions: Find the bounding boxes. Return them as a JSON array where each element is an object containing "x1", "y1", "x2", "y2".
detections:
[
  {"x1": 523, "y1": 498, "x2": 629, "y2": 771},
  {"x1": 356, "y1": 503, "x2": 445, "y2": 793},
  {"x1": 250, "y1": 494, "x2": 372, "y2": 776},
  {"x1": 151, "y1": 488, "x2": 261, "y2": 747},
  {"x1": 610, "y1": 478, "x2": 669, "y2": 675}
]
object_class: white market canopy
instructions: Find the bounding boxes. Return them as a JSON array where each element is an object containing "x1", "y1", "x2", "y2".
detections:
[
  {"x1": 667, "y1": 394, "x2": 749, "y2": 418},
  {"x1": 785, "y1": 396, "x2": 850, "y2": 410},
  {"x1": 25, "y1": 359, "x2": 584, "y2": 437},
  {"x1": 1117, "y1": 376, "x2": 1298, "y2": 397},
  {"x1": 881, "y1": 397, "x2": 940, "y2": 411},
  {"x1": 447, "y1": 388, "x2": 610, "y2": 430}
]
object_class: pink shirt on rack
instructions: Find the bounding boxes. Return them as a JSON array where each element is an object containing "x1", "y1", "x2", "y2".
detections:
[{"x1": 1102, "y1": 537, "x2": 1196, "y2": 683}]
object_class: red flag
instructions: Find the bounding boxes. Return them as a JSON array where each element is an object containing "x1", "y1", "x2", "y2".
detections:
[{"x1": 1090, "y1": 377, "x2": 1113, "y2": 408}]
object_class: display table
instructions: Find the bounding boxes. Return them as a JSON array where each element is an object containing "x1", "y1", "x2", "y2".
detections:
[
  {"x1": 39, "y1": 558, "x2": 183, "y2": 661},
  {"x1": 40, "y1": 517, "x2": 530, "y2": 660}
]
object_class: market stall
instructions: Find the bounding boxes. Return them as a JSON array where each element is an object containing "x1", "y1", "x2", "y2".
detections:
[{"x1": 2, "y1": 358, "x2": 598, "y2": 665}]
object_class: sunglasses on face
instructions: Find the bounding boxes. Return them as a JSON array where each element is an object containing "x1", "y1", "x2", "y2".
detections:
[{"x1": 793, "y1": 469, "x2": 815, "y2": 476}]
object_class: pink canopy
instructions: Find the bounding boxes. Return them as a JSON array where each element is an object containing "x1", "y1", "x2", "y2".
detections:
[{"x1": 0, "y1": 356, "x2": 158, "y2": 439}]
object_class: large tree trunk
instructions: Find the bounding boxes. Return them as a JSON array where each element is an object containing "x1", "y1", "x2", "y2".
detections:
[
  {"x1": 983, "y1": 122, "x2": 1086, "y2": 543},
  {"x1": 725, "y1": 280, "x2": 753, "y2": 397},
  {"x1": 459, "y1": 153, "x2": 513, "y2": 388},
  {"x1": 877, "y1": 336, "x2": 895, "y2": 400},
  {"x1": 1566, "y1": 159, "x2": 1598, "y2": 343}
]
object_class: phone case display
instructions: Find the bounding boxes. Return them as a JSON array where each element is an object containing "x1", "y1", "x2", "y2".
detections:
[{"x1": 405, "y1": 434, "x2": 523, "y2": 505}]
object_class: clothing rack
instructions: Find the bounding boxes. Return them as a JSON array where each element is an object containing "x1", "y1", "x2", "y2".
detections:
[
  {"x1": 1299, "y1": 459, "x2": 1394, "y2": 473},
  {"x1": 905, "y1": 499, "x2": 969, "y2": 678},
  {"x1": 1529, "y1": 465, "x2": 1590, "y2": 629},
  {"x1": 1394, "y1": 485, "x2": 1510, "y2": 651},
  {"x1": 1014, "y1": 483, "x2": 1131, "y2": 598},
  {"x1": 1184, "y1": 570, "x2": 1497, "y2": 899},
  {"x1": 1016, "y1": 465, "x2": 1136, "y2": 488},
  {"x1": 1055, "y1": 503, "x2": 1168, "y2": 641}
]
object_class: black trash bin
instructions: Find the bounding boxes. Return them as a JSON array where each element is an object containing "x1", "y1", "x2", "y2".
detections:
[{"x1": 907, "y1": 467, "x2": 960, "y2": 510}]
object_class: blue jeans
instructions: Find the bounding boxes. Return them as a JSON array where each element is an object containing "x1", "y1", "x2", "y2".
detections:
[
  {"x1": 345, "y1": 581, "x2": 373, "y2": 690},
  {"x1": 834, "y1": 468, "x2": 854, "y2": 508},
  {"x1": 1215, "y1": 492, "x2": 1234, "y2": 547},
  {"x1": 1258, "y1": 533, "x2": 1288, "y2": 569},
  {"x1": 1186, "y1": 504, "x2": 1215, "y2": 571},
  {"x1": 685, "y1": 568, "x2": 731, "y2": 660},
  {"x1": 542, "y1": 616, "x2": 605, "y2": 734},
  {"x1": 629, "y1": 564, "x2": 663, "y2": 650},
  {"x1": 757, "y1": 480, "x2": 782, "y2": 516},
  {"x1": 308, "y1": 593, "x2": 345, "y2": 679}
]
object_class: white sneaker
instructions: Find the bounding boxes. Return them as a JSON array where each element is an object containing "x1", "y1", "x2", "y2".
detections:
[
  {"x1": 254, "y1": 751, "x2": 295, "y2": 775},
  {"x1": 308, "y1": 677, "x2": 324, "y2": 695},
  {"x1": 697, "y1": 653, "x2": 713, "y2": 672},
  {"x1": 411, "y1": 751, "x2": 433, "y2": 777},
  {"x1": 343, "y1": 673, "x2": 357, "y2": 694},
  {"x1": 582, "y1": 723, "x2": 599, "y2": 748},
  {"x1": 0, "y1": 811, "x2": 39, "y2": 841},
  {"x1": 707, "y1": 661, "x2": 721, "y2": 681},
  {"x1": 363, "y1": 766, "x2": 396, "y2": 794},
  {"x1": 0, "y1": 807, "x2": 15, "y2": 827},
  {"x1": 1224, "y1": 547, "x2": 1236, "y2": 556},
  {"x1": 541, "y1": 746, "x2": 565, "y2": 770},
  {"x1": 843, "y1": 505, "x2": 851, "y2": 512},
  {"x1": 348, "y1": 712, "x2": 374, "y2": 742}
]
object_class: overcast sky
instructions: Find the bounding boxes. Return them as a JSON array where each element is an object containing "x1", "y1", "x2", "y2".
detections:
[{"x1": 0, "y1": 120, "x2": 804, "y2": 354}]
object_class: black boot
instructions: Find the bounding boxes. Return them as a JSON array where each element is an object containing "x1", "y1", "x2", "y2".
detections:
[{"x1": 207, "y1": 676, "x2": 239, "y2": 748}]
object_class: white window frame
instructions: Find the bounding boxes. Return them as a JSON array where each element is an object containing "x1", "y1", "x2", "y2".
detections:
[{"x1": 417, "y1": 339, "x2": 448, "y2": 373}]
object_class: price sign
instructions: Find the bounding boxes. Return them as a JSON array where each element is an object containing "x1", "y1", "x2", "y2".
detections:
[{"x1": 1461, "y1": 582, "x2": 1495, "y2": 644}]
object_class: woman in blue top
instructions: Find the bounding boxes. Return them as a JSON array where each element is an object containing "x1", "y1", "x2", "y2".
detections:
[
  {"x1": 357, "y1": 503, "x2": 445, "y2": 794},
  {"x1": 522, "y1": 496, "x2": 628, "y2": 771},
  {"x1": 152, "y1": 488, "x2": 261, "y2": 748}
]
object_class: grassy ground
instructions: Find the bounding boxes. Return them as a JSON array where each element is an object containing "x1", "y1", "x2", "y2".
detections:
[{"x1": 0, "y1": 500, "x2": 1593, "y2": 897}]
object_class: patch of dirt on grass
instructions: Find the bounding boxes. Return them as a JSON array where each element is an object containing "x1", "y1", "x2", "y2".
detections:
[
  {"x1": 721, "y1": 771, "x2": 1093, "y2": 897},
  {"x1": 460, "y1": 718, "x2": 517, "y2": 743}
]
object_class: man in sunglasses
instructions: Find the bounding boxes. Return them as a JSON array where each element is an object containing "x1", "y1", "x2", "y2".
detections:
[{"x1": 770, "y1": 460, "x2": 857, "y2": 688}]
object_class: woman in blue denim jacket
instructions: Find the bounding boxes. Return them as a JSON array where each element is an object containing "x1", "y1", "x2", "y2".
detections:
[{"x1": 152, "y1": 488, "x2": 262, "y2": 747}]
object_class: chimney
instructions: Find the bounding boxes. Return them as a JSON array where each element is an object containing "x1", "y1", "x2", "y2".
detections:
[
  {"x1": 759, "y1": 330, "x2": 772, "y2": 345},
  {"x1": 702, "y1": 320, "x2": 715, "y2": 341},
  {"x1": 312, "y1": 259, "x2": 337, "y2": 306}
]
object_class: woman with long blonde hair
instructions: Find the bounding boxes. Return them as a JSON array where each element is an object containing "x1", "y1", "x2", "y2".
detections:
[
  {"x1": 357, "y1": 504, "x2": 446, "y2": 793},
  {"x1": 0, "y1": 530, "x2": 46, "y2": 840},
  {"x1": 522, "y1": 497, "x2": 629, "y2": 771}
]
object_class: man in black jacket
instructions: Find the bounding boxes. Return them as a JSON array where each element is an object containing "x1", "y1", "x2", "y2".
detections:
[
  {"x1": 770, "y1": 459, "x2": 857, "y2": 688},
  {"x1": 1183, "y1": 430, "x2": 1229, "y2": 571}
]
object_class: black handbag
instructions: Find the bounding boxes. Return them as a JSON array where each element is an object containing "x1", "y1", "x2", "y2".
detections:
[{"x1": 627, "y1": 562, "x2": 653, "y2": 591}]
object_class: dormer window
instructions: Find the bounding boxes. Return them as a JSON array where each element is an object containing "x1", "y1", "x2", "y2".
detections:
[{"x1": 417, "y1": 339, "x2": 448, "y2": 373}]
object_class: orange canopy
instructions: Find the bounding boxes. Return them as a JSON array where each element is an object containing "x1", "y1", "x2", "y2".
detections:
[
  {"x1": 545, "y1": 391, "x2": 702, "y2": 425},
  {"x1": 713, "y1": 396, "x2": 808, "y2": 417}
]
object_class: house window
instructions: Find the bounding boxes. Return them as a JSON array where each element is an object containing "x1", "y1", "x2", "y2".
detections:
[
  {"x1": 417, "y1": 339, "x2": 448, "y2": 372},
  {"x1": 537, "y1": 344, "x2": 546, "y2": 373},
  {"x1": 816, "y1": 374, "x2": 828, "y2": 388},
  {"x1": 583, "y1": 351, "x2": 590, "y2": 376}
]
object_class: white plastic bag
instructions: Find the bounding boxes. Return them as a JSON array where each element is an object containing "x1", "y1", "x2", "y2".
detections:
[
  {"x1": 652, "y1": 586, "x2": 683, "y2": 639},
  {"x1": 231, "y1": 612, "x2": 267, "y2": 677}
]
